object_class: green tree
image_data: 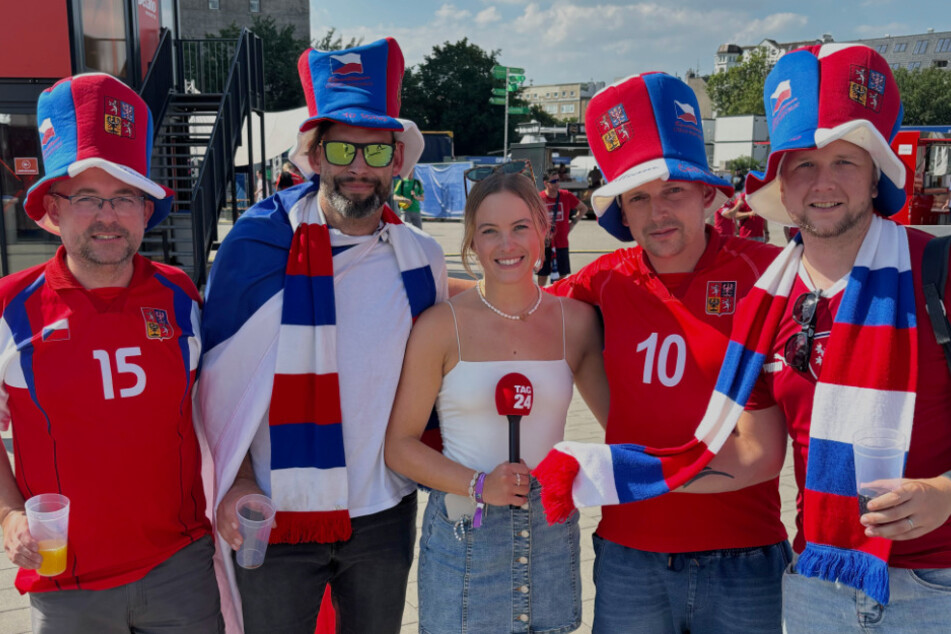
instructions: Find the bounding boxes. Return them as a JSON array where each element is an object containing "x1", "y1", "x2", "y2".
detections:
[
  {"x1": 214, "y1": 21, "x2": 359, "y2": 111},
  {"x1": 893, "y1": 66, "x2": 951, "y2": 125},
  {"x1": 312, "y1": 27, "x2": 362, "y2": 52},
  {"x1": 400, "y1": 39, "x2": 537, "y2": 156},
  {"x1": 706, "y1": 49, "x2": 771, "y2": 116},
  {"x1": 728, "y1": 155, "x2": 762, "y2": 174}
]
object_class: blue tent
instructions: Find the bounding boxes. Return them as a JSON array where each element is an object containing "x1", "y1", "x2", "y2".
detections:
[{"x1": 414, "y1": 163, "x2": 472, "y2": 218}]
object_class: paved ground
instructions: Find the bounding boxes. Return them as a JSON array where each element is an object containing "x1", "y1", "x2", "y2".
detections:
[{"x1": 0, "y1": 216, "x2": 796, "y2": 633}]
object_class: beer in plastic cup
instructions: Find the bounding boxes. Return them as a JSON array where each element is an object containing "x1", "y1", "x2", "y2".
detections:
[
  {"x1": 853, "y1": 429, "x2": 905, "y2": 516},
  {"x1": 235, "y1": 494, "x2": 276, "y2": 569},
  {"x1": 25, "y1": 494, "x2": 69, "y2": 577}
]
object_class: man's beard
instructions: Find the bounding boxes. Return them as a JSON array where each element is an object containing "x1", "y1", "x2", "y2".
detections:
[
  {"x1": 79, "y1": 223, "x2": 136, "y2": 266},
  {"x1": 322, "y1": 173, "x2": 390, "y2": 219},
  {"x1": 793, "y1": 202, "x2": 870, "y2": 240}
]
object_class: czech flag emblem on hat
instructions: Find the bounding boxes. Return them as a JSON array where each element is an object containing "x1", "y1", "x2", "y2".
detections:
[
  {"x1": 24, "y1": 73, "x2": 173, "y2": 235},
  {"x1": 289, "y1": 37, "x2": 424, "y2": 180},
  {"x1": 585, "y1": 72, "x2": 733, "y2": 242},
  {"x1": 745, "y1": 44, "x2": 906, "y2": 224}
]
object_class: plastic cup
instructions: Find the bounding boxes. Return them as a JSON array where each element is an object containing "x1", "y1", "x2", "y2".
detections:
[
  {"x1": 235, "y1": 494, "x2": 276, "y2": 569},
  {"x1": 853, "y1": 429, "x2": 906, "y2": 516},
  {"x1": 24, "y1": 494, "x2": 69, "y2": 577}
]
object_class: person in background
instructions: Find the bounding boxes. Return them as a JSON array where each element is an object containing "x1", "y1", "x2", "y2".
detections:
[
  {"x1": 538, "y1": 168, "x2": 588, "y2": 286},
  {"x1": 393, "y1": 167, "x2": 425, "y2": 230}
]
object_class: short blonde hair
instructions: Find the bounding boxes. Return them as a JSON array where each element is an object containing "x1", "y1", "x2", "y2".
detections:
[{"x1": 460, "y1": 172, "x2": 550, "y2": 278}]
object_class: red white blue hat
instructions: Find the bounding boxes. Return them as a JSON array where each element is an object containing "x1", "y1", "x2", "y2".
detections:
[
  {"x1": 24, "y1": 73, "x2": 173, "y2": 235},
  {"x1": 289, "y1": 38, "x2": 423, "y2": 180},
  {"x1": 586, "y1": 72, "x2": 733, "y2": 242},
  {"x1": 745, "y1": 44, "x2": 906, "y2": 225}
]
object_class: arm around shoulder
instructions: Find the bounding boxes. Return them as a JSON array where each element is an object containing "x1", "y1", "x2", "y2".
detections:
[{"x1": 679, "y1": 405, "x2": 787, "y2": 493}]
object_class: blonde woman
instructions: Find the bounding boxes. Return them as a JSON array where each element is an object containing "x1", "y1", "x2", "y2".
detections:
[{"x1": 385, "y1": 172, "x2": 608, "y2": 633}]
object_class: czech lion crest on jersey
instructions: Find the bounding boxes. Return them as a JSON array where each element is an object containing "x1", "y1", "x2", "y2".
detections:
[
  {"x1": 142, "y1": 307, "x2": 173, "y2": 340},
  {"x1": 706, "y1": 281, "x2": 736, "y2": 315}
]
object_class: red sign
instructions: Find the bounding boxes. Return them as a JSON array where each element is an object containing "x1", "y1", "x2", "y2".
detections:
[
  {"x1": 138, "y1": 0, "x2": 162, "y2": 78},
  {"x1": 14, "y1": 158, "x2": 39, "y2": 176}
]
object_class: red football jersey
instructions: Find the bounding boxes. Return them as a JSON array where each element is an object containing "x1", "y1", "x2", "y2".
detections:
[
  {"x1": 540, "y1": 189, "x2": 581, "y2": 249},
  {"x1": 747, "y1": 228, "x2": 951, "y2": 567},
  {"x1": 552, "y1": 229, "x2": 787, "y2": 552},
  {"x1": 0, "y1": 248, "x2": 210, "y2": 593}
]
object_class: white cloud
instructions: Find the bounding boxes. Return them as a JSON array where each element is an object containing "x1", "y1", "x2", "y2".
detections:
[
  {"x1": 331, "y1": 2, "x2": 867, "y2": 86},
  {"x1": 852, "y1": 22, "x2": 910, "y2": 37},
  {"x1": 475, "y1": 6, "x2": 502, "y2": 25},
  {"x1": 731, "y1": 13, "x2": 810, "y2": 45}
]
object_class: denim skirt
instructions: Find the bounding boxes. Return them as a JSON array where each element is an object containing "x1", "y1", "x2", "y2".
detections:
[{"x1": 418, "y1": 482, "x2": 581, "y2": 633}]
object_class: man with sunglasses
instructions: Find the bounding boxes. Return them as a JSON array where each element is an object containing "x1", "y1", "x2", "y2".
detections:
[
  {"x1": 0, "y1": 74, "x2": 220, "y2": 632},
  {"x1": 548, "y1": 73, "x2": 788, "y2": 633},
  {"x1": 538, "y1": 168, "x2": 587, "y2": 285},
  {"x1": 200, "y1": 39, "x2": 448, "y2": 633}
]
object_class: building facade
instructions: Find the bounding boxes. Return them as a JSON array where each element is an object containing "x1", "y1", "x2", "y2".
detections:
[
  {"x1": 856, "y1": 30, "x2": 951, "y2": 71},
  {"x1": 178, "y1": 0, "x2": 309, "y2": 40},
  {"x1": 715, "y1": 29, "x2": 951, "y2": 75},
  {"x1": 519, "y1": 82, "x2": 604, "y2": 122},
  {"x1": 714, "y1": 35, "x2": 834, "y2": 73}
]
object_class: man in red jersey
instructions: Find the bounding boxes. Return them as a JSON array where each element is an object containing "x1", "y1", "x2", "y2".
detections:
[
  {"x1": 0, "y1": 74, "x2": 220, "y2": 633},
  {"x1": 550, "y1": 73, "x2": 788, "y2": 633},
  {"x1": 538, "y1": 168, "x2": 587, "y2": 285},
  {"x1": 699, "y1": 44, "x2": 951, "y2": 632}
]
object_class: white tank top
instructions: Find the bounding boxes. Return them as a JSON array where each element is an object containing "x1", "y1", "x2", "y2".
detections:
[{"x1": 436, "y1": 300, "x2": 574, "y2": 474}]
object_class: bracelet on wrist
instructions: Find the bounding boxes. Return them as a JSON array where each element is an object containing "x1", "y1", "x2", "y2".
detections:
[
  {"x1": 473, "y1": 472, "x2": 487, "y2": 529},
  {"x1": 468, "y1": 470, "x2": 481, "y2": 503}
]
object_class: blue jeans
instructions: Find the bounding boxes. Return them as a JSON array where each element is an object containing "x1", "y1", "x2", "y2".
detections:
[
  {"x1": 592, "y1": 534, "x2": 791, "y2": 634},
  {"x1": 234, "y1": 492, "x2": 416, "y2": 634},
  {"x1": 782, "y1": 559, "x2": 951, "y2": 632},
  {"x1": 419, "y1": 485, "x2": 581, "y2": 633}
]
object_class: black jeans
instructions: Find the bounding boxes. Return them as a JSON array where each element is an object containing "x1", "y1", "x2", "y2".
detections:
[
  {"x1": 30, "y1": 536, "x2": 222, "y2": 634},
  {"x1": 235, "y1": 491, "x2": 417, "y2": 634}
]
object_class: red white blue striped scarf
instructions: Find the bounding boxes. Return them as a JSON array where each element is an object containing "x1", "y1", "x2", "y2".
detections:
[
  {"x1": 534, "y1": 215, "x2": 916, "y2": 604},
  {"x1": 268, "y1": 203, "x2": 437, "y2": 544}
]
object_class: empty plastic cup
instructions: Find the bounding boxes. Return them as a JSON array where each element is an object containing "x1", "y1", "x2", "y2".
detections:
[
  {"x1": 235, "y1": 494, "x2": 276, "y2": 569},
  {"x1": 24, "y1": 494, "x2": 69, "y2": 576},
  {"x1": 853, "y1": 428, "x2": 906, "y2": 516}
]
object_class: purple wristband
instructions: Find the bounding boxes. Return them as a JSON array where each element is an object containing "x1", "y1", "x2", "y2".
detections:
[{"x1": 473, "y1": 472, "x2": 487, "y2": 528}]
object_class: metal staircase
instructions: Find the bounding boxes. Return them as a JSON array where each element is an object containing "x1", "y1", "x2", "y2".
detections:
[{"x1": 139, "y1": 28, "x2": 265, "y2": 286}]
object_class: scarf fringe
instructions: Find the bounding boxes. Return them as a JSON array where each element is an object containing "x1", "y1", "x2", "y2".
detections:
[
  {"x1": 534, "y1": 449, "x2": 580, "y2": 524},
  {"x1": 797, "y1": 543, "x2": 890, "y2": 605},
  {"x1": 269, "y1": 510, "x2": 352, "y2": 544}
]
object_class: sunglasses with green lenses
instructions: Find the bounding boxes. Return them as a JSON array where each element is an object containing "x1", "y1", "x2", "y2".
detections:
[
  {"x1": 320, "y1": 141, "x2": 396, "y2": 168},
  {"x1": 463, "y1": 160, "x2": 535, "y2": 195}
]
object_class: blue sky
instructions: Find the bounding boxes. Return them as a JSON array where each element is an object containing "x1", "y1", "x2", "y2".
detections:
[{"x1": 310, "y1": 0, "x2": 946, "y2": 86}]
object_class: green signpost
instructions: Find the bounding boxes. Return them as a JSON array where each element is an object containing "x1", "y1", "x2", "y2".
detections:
[{"x1": 490, "y1": 65, "x2": 529, "y2": 159}]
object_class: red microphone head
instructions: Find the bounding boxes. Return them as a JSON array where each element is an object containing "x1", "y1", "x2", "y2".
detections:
[{"x1": 495, "y1": 373, "x2": 534, "y2": 416}]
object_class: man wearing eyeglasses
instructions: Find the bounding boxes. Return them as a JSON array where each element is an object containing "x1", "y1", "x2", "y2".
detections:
[
  {"x1": 200, "y1": 39, "x2": 448, "y2": 633},
  {"x1": 0, "y1": 74, "x2": 220, "y2": 632},
  {"x1": 538, "y1": 168, "x2": 587, "y2": 285}
]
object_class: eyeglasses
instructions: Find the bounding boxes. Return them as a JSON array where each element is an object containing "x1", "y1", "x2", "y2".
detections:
[
  {"x1": 463, "y1": 160, "x2": 535, "y2": 195},
  {"x1": 320, "y1": 141, "x2": 396, "y2": 168},
  {"x1": 547, "y1": 178, "x2": 559, "y2": 184},
  {"x1": 783, "y1": 290, "x2": 821, "y2": 373},
  {"x1": 51, "y1": 193, "x2": 146, "y2": 214}
]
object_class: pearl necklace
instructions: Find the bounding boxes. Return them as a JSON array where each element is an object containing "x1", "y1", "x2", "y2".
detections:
[{"x1": 477, "y1": 280, "x2": 543, "y2": 320}]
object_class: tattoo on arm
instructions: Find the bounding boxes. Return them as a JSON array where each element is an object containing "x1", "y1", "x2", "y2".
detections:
[{"x1": 682, "y1": 467, "x2": 735, "y2": 489}]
